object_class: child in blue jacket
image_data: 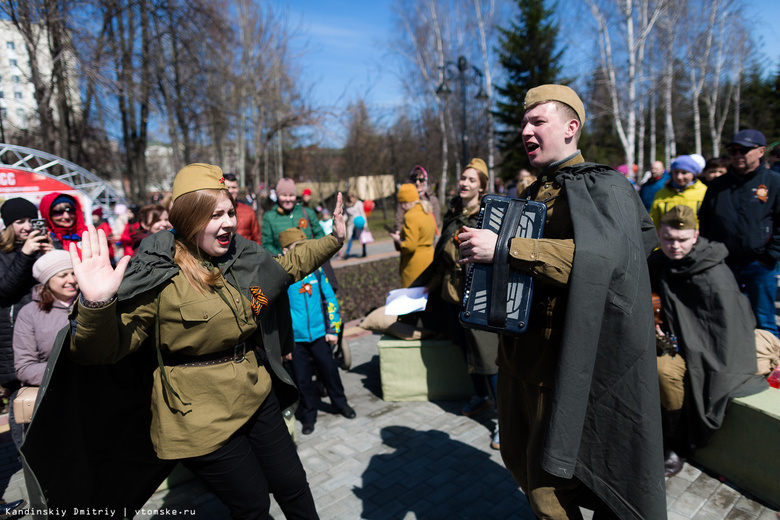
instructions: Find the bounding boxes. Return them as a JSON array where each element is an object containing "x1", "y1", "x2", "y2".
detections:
[{"x1": 280, "y1": 228, "x2": 356, "y2": 435}]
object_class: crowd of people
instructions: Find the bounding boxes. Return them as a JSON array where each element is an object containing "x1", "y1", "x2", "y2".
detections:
[{"x1": 0, "y1": 82, "x2": 779, "y2": 519}]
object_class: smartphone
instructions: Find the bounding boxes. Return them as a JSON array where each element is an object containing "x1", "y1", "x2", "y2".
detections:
[{"x1": 31, "y1": 219, "x2": 47, "y2": 234}]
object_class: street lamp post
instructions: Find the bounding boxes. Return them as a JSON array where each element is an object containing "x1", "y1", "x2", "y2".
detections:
[{"x1": 436, "y1": 55, "x2": 488, "y2": 163}]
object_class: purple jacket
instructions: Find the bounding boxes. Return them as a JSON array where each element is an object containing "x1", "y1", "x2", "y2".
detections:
[{"x1": 13, "y1": 286, "x2": 72, "y2": 386}]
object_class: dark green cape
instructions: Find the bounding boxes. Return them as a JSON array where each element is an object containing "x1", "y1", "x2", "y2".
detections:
[
  {"x1": 649, "y1": 237, "x2": 767, "y2": 447},
  {"x1": 544, "y1": 163, "x2": 666, "y2": 520},
  {"x1": 20, "y1": 232, "x2": 296, "y2": 517}
]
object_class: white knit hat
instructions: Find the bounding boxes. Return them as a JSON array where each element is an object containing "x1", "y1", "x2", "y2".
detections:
[{"x1": 33, "y1": 250, "x2": 73, "y2": 284}]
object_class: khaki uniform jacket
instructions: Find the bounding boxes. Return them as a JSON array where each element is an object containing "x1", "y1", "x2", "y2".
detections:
[{"x1": 21, "y1": 230, "x2": 340, "y2": 511}]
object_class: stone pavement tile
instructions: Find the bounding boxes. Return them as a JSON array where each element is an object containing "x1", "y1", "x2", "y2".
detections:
[
  {"x1": 670, "y1": 512, "x2": 694, "y2": 520},
  {"x1": 667, "y1": 475, "x2": 694, "y2": 499},
  {"x1": 678, "y1": 463, "x2": 704, "y2": 482},
  {"x1": 316, "y1": 495, "x2": 360, "y2": 519},
  {"x1": 311, "y1": 483, "x2": 356, "y2": 511},
  {"x1": 702, "y1": 484, "x2": 742, "y2": 515},
  {"x1": 734, "y1": 496, "x2": 766, "y2": 516},
  {"x1": 725, "y1": 508, "x2": 761, "y2": 520},
  {"x1": 404, "y1": 498, "x2": 437, "y2": 517},
  {"x1": 360, "y1": 498, "x2": 406, "y2": 520},
  {"x1": 488, "y1": 493, "x2": 536, "y2": 520},
  {"x1": 695, "y1": 510, "x2": 728, "y2": 520},
  {"x1": 688, "y1": 473, "x2": 723, "y2": 499},
  {"x1": 758, "y1": 510, "x2": 780, "y2": 520},
  {"x1": 671, "y1": 491, "x2": 708, "y2": 517}
]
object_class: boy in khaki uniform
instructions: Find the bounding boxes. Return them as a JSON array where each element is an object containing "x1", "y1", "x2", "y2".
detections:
[{"x1": 458, "y1": 86, "x2": 665, "y2": 519}]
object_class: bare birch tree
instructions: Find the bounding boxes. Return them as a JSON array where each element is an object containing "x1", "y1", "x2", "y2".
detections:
[
  {"x1": 586, "y1": 0, "x2": 667, "y2": 170},
  {"x1": 473, "y1": 0, "x2": 497, "y2": 192},
  {"x1": 392, "y1": 0, "x2": 452, "y2": 202}
]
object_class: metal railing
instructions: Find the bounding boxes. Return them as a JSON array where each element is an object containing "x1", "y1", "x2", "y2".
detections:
[{"x1": 0, "y1": 143, "x2": 127, "y2": 213}]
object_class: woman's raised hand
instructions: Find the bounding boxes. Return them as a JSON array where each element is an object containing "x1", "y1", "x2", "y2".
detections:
[
  {"x1": 332, "y1": 193, "x2": 346, "y2": 244},
  {"x1": 69, "y1": 224, "x2": 131, "y2": 302}
]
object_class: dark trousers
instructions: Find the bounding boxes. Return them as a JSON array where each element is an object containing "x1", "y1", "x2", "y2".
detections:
[
  {"x1": 291, "y1": 337, "x2": 348, "y2": 424},
  {"x1": 182, "y1": 390, "x2": 318, "y2": 520},
  {"x1": 733, "y1": 260, "x2": 780, "y2": 338}
]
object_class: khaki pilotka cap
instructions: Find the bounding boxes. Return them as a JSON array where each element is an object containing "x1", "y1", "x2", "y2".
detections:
[
  {"x1": 524, "y1": 85, "x2": 586, "y2": 125},
  {"x1": 659, "y1": 205, "x2": 697, "y2": 230},
  {"x1": 172, "y1": 163, "x2": 227, "y2": 202},
  {"x1": 279, "y1": 227, "x2": 308, "y2": 249}
]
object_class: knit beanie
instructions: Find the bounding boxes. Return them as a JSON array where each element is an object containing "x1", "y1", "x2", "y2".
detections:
[
  {"x1": 51, "y1": 194, "x2": 76, "y2": 209},
  {"x1": 397, "y1": 183, "x2": 420, "y2": 203},
  {"x1": 279, "y1": 227, "x2": 307, "y2": 249},
  {"x1": 276, "y1": 178, "x2": 297, "y2": 196},
  {"x1": 33, "y1": 250, "x2": 73, "y2": 284},
  {"x1": 171, "y1": 164, "x2": 227, "y2": 202},
  {"x1": 1, "y1": 197, "x2": 38, "y2": 226},
  {"x1": 670, "y1": 155, "x2": 703, "y2": 175}
]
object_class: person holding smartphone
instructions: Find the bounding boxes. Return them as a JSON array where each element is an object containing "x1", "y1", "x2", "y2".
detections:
[{"x1": 0, "y1": 197, "x2": 51, "y2": 515}]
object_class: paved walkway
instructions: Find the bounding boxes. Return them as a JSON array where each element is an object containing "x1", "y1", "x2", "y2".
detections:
[
  {"x1": 3, "y1": 328, "x2": 773, "y2": 519},
  {"x1": 144, "y1": 331, "x2": 779, "y2": 519}
]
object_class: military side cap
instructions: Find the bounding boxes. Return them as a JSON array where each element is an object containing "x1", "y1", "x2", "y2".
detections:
[
  {"x1": 172, "y1": 163, "x2": 226, "y2": 202},
  {"x1": 466, "y1": 158, "x2": 488, "y2": 180},
  {"x1": 660, "y1": 205, "x2": 697, "y2": 230},
  {"x1": 279, "y1": 227, "x2": 307, "y2": 249},
  {"x1": 524, "y1": 84, "x2": 586, "y2": 125}
]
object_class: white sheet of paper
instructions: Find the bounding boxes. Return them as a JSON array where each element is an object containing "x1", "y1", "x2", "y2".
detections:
[{"x1": 385, "y1": 287, "x2": 428, "y2": 316}]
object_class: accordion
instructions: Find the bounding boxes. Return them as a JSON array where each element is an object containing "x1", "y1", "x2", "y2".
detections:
[{"x1": 459, "y1": 195, "x2": 547, "y2": 335}]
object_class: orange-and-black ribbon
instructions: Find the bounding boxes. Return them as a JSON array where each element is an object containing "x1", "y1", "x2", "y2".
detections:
[
  {"x1": 299, "y1": 283, "x2": 312, "y2": 296},
  {"x1": 249, "y1": 286, "x2": 268, "y2": 314}
]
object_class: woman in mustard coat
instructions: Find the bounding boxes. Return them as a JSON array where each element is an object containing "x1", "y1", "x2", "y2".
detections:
[{"x1": 390, "y1": 183, "x2": 436, "y2": 287}]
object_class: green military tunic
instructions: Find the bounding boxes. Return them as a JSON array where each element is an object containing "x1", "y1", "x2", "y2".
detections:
[
  {"x1": 499, "y1": 153, "x2": 581, "y2": 386},
  {"x1": 69, "y1": 231, "x2": 341, "y2": 460}
]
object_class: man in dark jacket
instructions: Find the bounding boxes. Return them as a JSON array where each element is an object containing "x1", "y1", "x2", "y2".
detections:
[
  {"x1": 651, "y1": 205, "x2": 767, "y2": 476},
  {"x1": 698, "y1": 129, "x2": 780, "y2": 338},
  {"x1": 458, "y1": 85, "x2": 665, "y2": 519},
  {"x1": 640, "y1": 160, "x2": 669, "y2": 211}
]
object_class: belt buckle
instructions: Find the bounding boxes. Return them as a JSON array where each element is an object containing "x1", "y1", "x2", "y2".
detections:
[{"x1": 233, "y1": 342, "x2": 247, "y2": 363}]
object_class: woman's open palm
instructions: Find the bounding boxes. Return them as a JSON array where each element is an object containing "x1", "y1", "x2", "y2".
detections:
[{"x1": 69, "y1": 225, "x2": 131, "y2": 302}]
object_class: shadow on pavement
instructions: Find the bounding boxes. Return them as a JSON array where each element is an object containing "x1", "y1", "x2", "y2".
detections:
[
  {"x1": 353, "y1": 425, "x2": 534, "y2": 520},
  {"x1": 349, "y1": 355, "x2": 383, "y2": 399}
]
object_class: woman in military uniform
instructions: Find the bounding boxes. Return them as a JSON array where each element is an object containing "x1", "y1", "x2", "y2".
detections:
[{"x1": 64, "y1": 164, "x2": 344, "y2": 519}]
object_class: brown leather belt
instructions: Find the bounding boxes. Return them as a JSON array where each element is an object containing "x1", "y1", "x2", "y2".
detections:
[{"x1": 163, "y1": 342, "x2": 248, "y2": 368}]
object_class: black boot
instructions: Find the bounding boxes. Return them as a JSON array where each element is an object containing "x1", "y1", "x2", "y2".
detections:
[{"x1": 661, "y1": 408, "x2": 685, "y2": 477}]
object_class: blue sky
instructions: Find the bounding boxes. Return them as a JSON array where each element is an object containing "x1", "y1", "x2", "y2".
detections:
[{"x1": 282, "y1": 0, "x2": 780, "y2": 146}]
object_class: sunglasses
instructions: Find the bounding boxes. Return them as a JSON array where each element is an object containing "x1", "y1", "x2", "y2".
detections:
[
  {"x1": 51, "y1": 206, "x2": 75, "y2": 216},
  {"x1": 412, "y1": 177, "x2": 426, "y2": 183},
  {"x1": 727, "y1": 145, "x2": 759, "y2": 155}
]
